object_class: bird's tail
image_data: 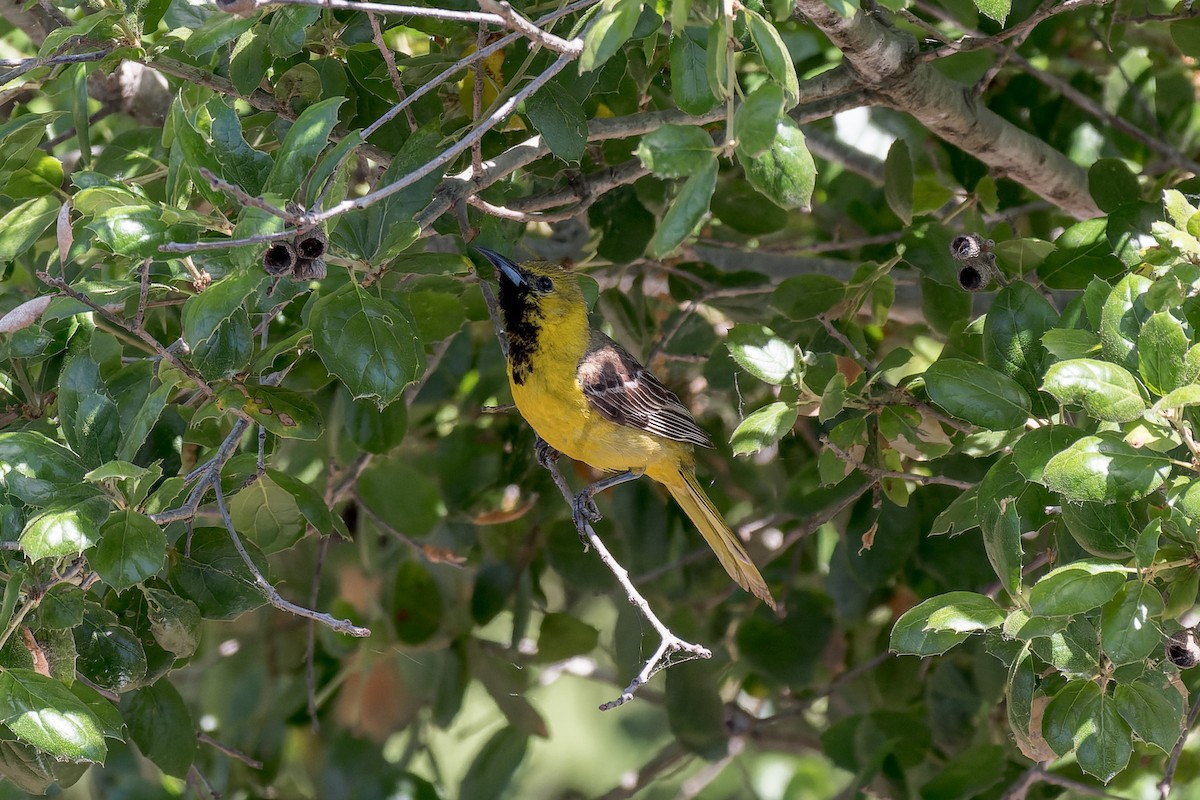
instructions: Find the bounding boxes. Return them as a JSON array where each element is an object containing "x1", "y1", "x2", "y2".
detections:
[{"x1": 664, "y1": 469, "x2": 776, "y2": 609}]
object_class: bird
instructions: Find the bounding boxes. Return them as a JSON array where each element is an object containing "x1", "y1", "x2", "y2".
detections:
[{"x1": 477, "y1": 248, "x2": 775, "y2": 609}]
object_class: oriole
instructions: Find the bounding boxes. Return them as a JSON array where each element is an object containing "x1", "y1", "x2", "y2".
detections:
[{"x1": 479, "y1": 249, "x2": 775, "y2": 609}]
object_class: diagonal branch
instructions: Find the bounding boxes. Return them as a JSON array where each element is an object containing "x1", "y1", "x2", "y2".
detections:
[{"x1": 793, "y1": 0, "x2": 1101, "y2": 219}]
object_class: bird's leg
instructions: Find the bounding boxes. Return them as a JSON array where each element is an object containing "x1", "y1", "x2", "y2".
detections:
[
  {"x1": 572, "y1": 470, "x2": 643, "y2": 533},
  {"x1": 534, "y1": 436, "x2": 560, "y2": 469}
]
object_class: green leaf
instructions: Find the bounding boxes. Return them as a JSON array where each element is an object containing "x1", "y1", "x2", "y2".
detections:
[
  {"x1": 743, "y1": 7, "x2": 799, "y2": 106},
  {"x1": 1172, "y1": 16, "x2": 1200, "y2": 57},
  {"x1": 929, "y1": 487, "x2": 979, "y2": 537},
  {"x1": 1156, "y1": 384, "x2": 1200, "y2": 411},
  {"x1": 181, "y1": 267, "x2": 265, "y2": 348},
  {"x1": 209, "y1": 101, "x2": 274, "y2": 198},
  {"x1": 1043, "y1": 433, "x2": 1169, "y2": 504},
  {"x1": 168, "y1": 527, "x2": 268, "y2": 620},
  {"x1": 264, "y1": 97, "x2": 345, "y2": 197},
  {"x1": 229, "y1": 474, "x2": 305, "y2": 554},
  {"x1": 1037, "y1": 218, "x2": 1124, "y2": 290},
  {"x1": 1041, "y1": 328, "x2": 1100, "y2": 360},
  {"x1": 1012, "y1": 425, "x2": 1086, "y2": 483},
  {"x1": 525, "y1": 81, "x2": 586, "y2": 163},
  {"x1": 635, "y1": 124, "x2": 715, "y2": 179},
  {"x1": 1099, "y1": 273, "x2": 1153, "y2": 373},
  {"x1": 92, "y1": 510, "x2": 166, "y2": 592},
  {"x1": 144, "y1": 587, "x2": 201, "y2": 658},
  {"x1": 20, "y1": 488, "x2": 111, "y2": 560},
  {"x1": 740, "y1": 591, "x2": 833, "y2": 687},
  {"x1": 740, "y1": 117, "x2": 815, "y2": 211},
  {"x1": 57, "y1": 346, "x2": 120, "y2": 467},
  {"x1": 731, "y1": 401, "x2": 797, "y2": 455},
  {"x1": 458, "y1": 726, "x2": 528, "y2": 800},
  {"x1": 923, "y1": 359, "x2": 1031, "y2": 430},
  {"x1": 535, "y1": 613, "x2": 600, "y2": 663},
  {"x1": 726, "y1": 324, "x2": 796, "y2": 385},
  {"x1": 236, "y1": 385, "x2": 324, "y2": 441},
  {"x1": 1100, "y1": 581, "x2": 1164, "y2": 666},
  {"x1": 342, "y1": 394, "x2": 407, "y2": 455},
  {"x1": 0, "y1": 669, "x2": 107, "y2": 762},
  {"x1": 267, "y1": 469, "x2": 334, "y2": 537},
  {"x1": 358, "y1": 458, "x2": 442, "y2": 537},
  {"x1": 883, "y1": 139, "x2": 913, "y2": 225},
  {"x1": 666, "y1": 660, "x2": 728, "y2": 758},
  {"x1": 87, "y1": 204, "x2": 195, "y2": 260},
  {"x1": 75, "y1": 609, "x2": 147, "y2": 693},
  {"x1": 267, "y1": 5, "x2": 319, "y2": 57},
  {"x1": 1041, "y1": 359, "x2": 1146, "y2": 423},
  {"x1": 772, "y1": 274, "x2": 846, "y2": 320},
  {"x1": 983, "y1": 282, "x2": 1057, "y2": 401},
  {"x1": 670, "y1": 30, "x2": 717, "y2": 115},
  {"x1": 1114, "y1": 676, "x2": 1184, "y2": 753},
  {"x1": 0, "y1": 432, "x2": 86, "y2": 506},
  {"x1": 1138, "y1": 312, "x2": 1189, "y2": 395},
  {"x1": 734, "y1": 82, "x2": 784, "y2": 157},
  {"x1": 973, "y1": 0, "x2": 1010, "y2": 23},
  {"x1": 310, "y1": 283, "x2": 426, "y2": 407},
  {"x1": 1032, "y1": 616, "x2": 1100, "y2": 678},
  {"x1": 392, "y1": 561, "x2": 443, "y2": 644},
  {"x1": 579, "y1": 0, "x2": 642, "y2": 73},
  {"x1": 1029, "y1": 560, "x2": 1127, "y2": 617},
  {"x1": 649, "y1": 158, "x2": 718, "y2": 257},
  {"x1": 121, "y1": 682, "x2": 195, "y2": 778},
  {"x1": 1060, "y1": 501, "x2": 1134, "y2": 559},
  {"x1": 1089, "y1": 158, "x2": 1140, "y2": 213},
  {"x1": 917, "y1": 744, "x2": 1008, "y2": 800},
  {"x1": 977, "y1": 456, "x2": 1024, "y2": 597},
  {"x1": 1078, "y1": 695, "x2": 1133, "y2": 783},
  {"x1": 890, "y1": 592, "x2": 1002, "y2": 656},
  {"x1": 0, "y1": 196, "x2": 59, "y2": 261}
]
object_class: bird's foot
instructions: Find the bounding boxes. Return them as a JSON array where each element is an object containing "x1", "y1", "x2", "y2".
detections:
[
  {"x1": 534, "y1": 437, "x2": 560, "y2": 470},
  {"x1": 571, "y1": 488, "x2": 602, "y2": 536}
]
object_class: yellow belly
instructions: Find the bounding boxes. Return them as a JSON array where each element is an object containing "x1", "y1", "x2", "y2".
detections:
[{"x1": 509, "y1": 366, "x2": 690, "y2": 479}]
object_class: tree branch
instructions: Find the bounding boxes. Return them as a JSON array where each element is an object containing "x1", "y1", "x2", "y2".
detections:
[{"x1": 793, "y1": 0, "x2": 1101, "y2": 219}]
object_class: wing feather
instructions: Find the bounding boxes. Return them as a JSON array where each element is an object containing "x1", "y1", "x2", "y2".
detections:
[{"x1": 578, "y1": 332, "x2": 712, "y2": 448}]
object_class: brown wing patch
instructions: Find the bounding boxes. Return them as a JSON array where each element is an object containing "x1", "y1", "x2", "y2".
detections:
[{"x1": 578, "y1": 333, "x2": 712, "y2": 448}]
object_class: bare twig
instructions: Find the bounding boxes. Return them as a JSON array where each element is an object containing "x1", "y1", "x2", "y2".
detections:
[
  {"x1": 366, "y1": 11, "x2": 418, "y2": 133},
  {"x1": 818, "y1": 314, "x2": 876, "y2": 372},
  {"x1": 150, "y1": 419, "x2": 250, "y2": 526},
  {"x1": 198, "y1": 168, "x2": 295, "y2": 221},
  {"x1": 822, "y1": 436, "x2": 975, "y2": 490},
  {"x1": 212, "y1": 476, "x2": 371, "y2": 637},
  {"x1": 37, "y1": 272, "x2": 222, "y2": 403},
  {"x1": 477, "y1": 0, "x2": 583, "y2": 54},
  {"x1": 305, "y1": 535, "x2": 332, "y2": 733},
  {"x1": 197, "y1": 732, "x2": 264, "y2": 769},
  {"x1": 1159, "y1": 688, "x2": 1200, "y2": 799},
  {"x1": 259, "y1": 0, "x2": 505, "y2": 25}
]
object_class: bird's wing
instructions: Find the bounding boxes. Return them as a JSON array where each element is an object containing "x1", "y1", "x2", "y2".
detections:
[{"x1": 577, "y1": 332, "x2": 713, "y2": 448}]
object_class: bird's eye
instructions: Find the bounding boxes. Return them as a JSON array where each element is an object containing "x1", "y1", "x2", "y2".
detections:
[{"x1": 536, "y1": 276, "x2": 554, "y2": 293}]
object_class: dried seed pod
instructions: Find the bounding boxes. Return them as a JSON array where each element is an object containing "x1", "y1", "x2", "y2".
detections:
[
  {"x1": 293, "y1": 257, "x2": 327, "y2": 281},
  {"x1": 296, "y1": 227, "x2": 327, "y2": 261},
  {"x1": 1166, "y1": 629, "x2": 1200, "y2": 669},
  {"x1": 262, "y1": 240, "x2": 298, "y2": 276},
  {"x1": 949, "y1": 233, "x2": 998, "y2": 292}
]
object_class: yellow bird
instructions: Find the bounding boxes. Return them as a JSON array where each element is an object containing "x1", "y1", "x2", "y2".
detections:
[{"x1": 478, "y1": 249, "x2": 775, "y2": 609}]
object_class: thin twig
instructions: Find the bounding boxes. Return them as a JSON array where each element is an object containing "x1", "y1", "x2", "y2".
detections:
[
  {"x1": 197, "y1": 732, "x2": 264, "y2": 769},
  {"x1": 366, "y1": 11, "x2": 418, "y2": 133},
  {"x1": 477, "y1": 0, "x2": 583, "y2": 54},
  {"x1": 258, "y1": 0, "x2": 505, "y2": 25},
  {"x1": 134, "y1": 257, "x2": 152, "y2": 332},
  {"x1": 305, "y1": 535, "x2": 332, "y2": 733},
  {"x1": 822, "y1": 436, "x2": 975, "y2": 490},
  {"x1": 471, "y1": 22, "x2": 486, "y2": 176},
  {"x1": 37, "y1": 272, "x2": 222, "y2": 404},
  {"x1": 212, "y1": 477, "x2": 371, "y2": 637},
  {"x1": 818, "y1": 314, "x2": 876, "y2": 372},
  {"x1": 198, "y1": 168, "x2": 296, "y2": 221},
  {"x1": 150, "y1": 419, "x2": 250, "y2": 526},
  {"x1": 1159, "y1": 688, "x2": 1200, "y2": 799}
]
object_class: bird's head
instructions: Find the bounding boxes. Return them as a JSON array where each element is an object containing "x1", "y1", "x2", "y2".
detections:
[{"x1": 476, "y1": 248, "x2": 585, "y2": 328}]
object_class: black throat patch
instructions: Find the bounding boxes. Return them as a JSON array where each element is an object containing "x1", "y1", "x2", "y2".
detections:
[{"x1": 498, "y1": 276, "x2": 542, "y2": 385}]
